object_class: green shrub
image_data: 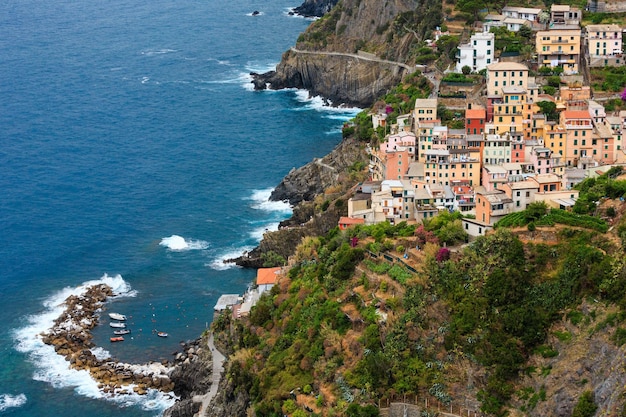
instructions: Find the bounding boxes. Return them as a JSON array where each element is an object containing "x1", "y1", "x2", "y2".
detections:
[{"x1": 572, "y1": 391, "x2": 597, "y2": 417}]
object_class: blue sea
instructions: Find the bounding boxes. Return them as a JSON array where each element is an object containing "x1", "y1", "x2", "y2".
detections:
[{"x1": 0, "y1": 0, "x2": 358, "y2": 415}]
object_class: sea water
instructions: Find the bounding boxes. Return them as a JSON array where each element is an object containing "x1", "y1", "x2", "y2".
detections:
[{"x1": 0, "y1": 0, "x2": 359, "y2": 415}]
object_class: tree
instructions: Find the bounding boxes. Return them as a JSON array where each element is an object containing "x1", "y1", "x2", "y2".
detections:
[
  {"x1": 436, "y1": 35, "x2": 460, "y2": 60},
  {"x1": 518, "y1": 24, "x2": 533, "y2": 40},
  {"x1": 455, "y1": 0, "x2": 486, "y2": 22},
  {"x1": 538, "y1": 66, "x2": 553, "y2": 76},
  {"x1": 462, "y1": 65, "x2": 471, "y2": 75},
  {"x1": 536, "y1": 100, "x2": 558, "y2": 121}
]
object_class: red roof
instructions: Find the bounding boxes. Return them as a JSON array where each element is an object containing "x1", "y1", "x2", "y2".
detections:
[
  {"x1": 256, "y1": 267, "x2": 281, "y2": 285},
  {"x1": 339, "y1": 216, "x2": 365, "y2": 226},
  {"x1": 562, "y1": 110, "x2": 591, "y2": 120},
  {"x1": 466, "y1": 108, "x2": 486, "y2": 119}
]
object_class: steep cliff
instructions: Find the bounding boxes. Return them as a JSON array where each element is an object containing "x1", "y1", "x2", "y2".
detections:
[{"x1": 252, "y1": 0, "x2": 442, "y2": 107}]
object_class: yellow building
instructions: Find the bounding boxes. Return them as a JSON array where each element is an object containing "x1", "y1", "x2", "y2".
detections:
[
  {"x1": 544, "y1": 121, "x2": 567, "y2": 160},
  {"x1": 492, "y1": 86, "x2": 527, "y2": 135},
  {"x1": 536, "y1": 29, "x2": 582, "y2": 74},
  {"x1": 413, "y1": 98, "x2": 438, "y2": 127},
  {"x1": 486, "y1": 62, "x2": 529, "y2": 97}
]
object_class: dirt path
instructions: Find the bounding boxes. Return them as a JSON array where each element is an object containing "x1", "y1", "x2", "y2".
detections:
[{"x1": 193, "y1": 332, "x2": 226, "y2": 416}]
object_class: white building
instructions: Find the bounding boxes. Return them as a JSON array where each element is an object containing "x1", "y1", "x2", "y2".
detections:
[
  {"x1": 502, "y1": 6, "x2": 542, "y2": 21},
  {"x1": 456, "y1": 31, "x2": 495, "y2": 73},
  {"x1": 586, "y1": 24, "x2": 623, "y2": 67}
]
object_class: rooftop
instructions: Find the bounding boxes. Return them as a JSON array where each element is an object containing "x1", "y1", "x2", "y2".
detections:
[
  {"x1": 487, "y1": 62, "x2": 529, "y2": 71},
  {"x1": 256, "y1": 267, "x2": 281, "y2": 286}
]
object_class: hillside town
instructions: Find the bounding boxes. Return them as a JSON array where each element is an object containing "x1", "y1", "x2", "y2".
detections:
[{"x1": 342, "y1": 4, "x2": 626, "y2": 237}]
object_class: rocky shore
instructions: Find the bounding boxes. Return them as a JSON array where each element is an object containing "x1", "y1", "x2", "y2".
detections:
[{"x1": 40, "y1": 282, "x2": 210, "y2": 398}]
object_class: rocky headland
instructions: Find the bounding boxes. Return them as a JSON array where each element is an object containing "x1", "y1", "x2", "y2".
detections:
[{"x1": 252, "y1": 0, "x2": 441, "y2": 107}]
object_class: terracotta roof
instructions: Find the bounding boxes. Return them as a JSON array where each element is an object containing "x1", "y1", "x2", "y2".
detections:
[
  {"x1": 466, "y1": 108, "x2": 486, "y2": 119},
  {"x1": 256, "y1": 267, "x2": 281, "y2": 286},
  {"x1": 562, "y1": 110, "x2": 591, "y2": 119},
  {"x1": 339, "y1": 216, "x2": 365, "y2": 226}
]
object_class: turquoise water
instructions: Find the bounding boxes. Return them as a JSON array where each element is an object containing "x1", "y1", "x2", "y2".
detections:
[{"x1": 0, "y1": 0, "x2": 358, "y2": 415}]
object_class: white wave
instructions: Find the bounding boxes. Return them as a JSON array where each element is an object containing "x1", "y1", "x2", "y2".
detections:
[
  {"x1": 250, "y1": 188, "x2": 292, "y2": 213},
  {"x1": 141, "y1": 76, "x2": 150, "y2": 84},
  {"x1": 245, "y1": 62, "x2": 278, "y2": 75},
  {"x1": 250, "y1": 222, "x2": 281, "y2": 241},
  {"x1": 140, "y1": 48, "x2": 177, "y2": 56},
  {"x1": 10, "y1": 275, "x2": 174, "y2": 412},
  {"x1": 207, "y1": 246, "x2": 254, "y2": 270},
  {"x1": 0, "y1": 394, "x2": 27, "y2": 412},
  {"x1": 90, "y1": 346, "x2": 112, "y2": 361},
  {"x1": 293, "y1": 90, "x2": 362, "y2": 114},
  {"x1": 160, "y1": 235, "x2": 209, "y2": 251}
]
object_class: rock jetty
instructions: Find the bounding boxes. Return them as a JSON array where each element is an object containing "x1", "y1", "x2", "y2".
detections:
[{"x1": 39, "y1": 283, "x2": 180, "y2": 395}]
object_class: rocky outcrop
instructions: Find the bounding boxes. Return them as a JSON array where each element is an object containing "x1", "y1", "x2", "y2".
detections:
[
  {"x1": 228, "y1": 137, "x2": 367, "y2": 268},
  {"x1": 270, "y1": 136, "x2": 366, "y2": 205},
  {"x1": 252, "y1": 49, "x2": 409, "y2": 108},
  {"x1": 292, "y1": 0, "x2": 338, "y2": 17},
  {"x1": 163, "y1": 337, "x2": 214, "y2": 417},
  {"x1": 252, "y1": 0, "x2": 441, "y2": 107}
]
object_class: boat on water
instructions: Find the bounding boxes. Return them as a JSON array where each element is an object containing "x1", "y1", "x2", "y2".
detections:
[
  {"x1": 157, "y1": 331, "x2": 168, "y2": 338},
  {"x1": 110, "y1": 336, "x2": 124, "y2": 342},
  {"x1": 110, "y1": 322, "x2": 126, "y2": 328},
  {"x1": 113, "y1": 329, "x2": 131, "y2": 335},
  {"x1": 108, "y1": 312, "x2": 127, "y2": 321}
]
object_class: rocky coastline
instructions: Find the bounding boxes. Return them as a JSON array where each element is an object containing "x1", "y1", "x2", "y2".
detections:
[
  {"x1": 291, "y1": 0, "x2": 338, "y2": 18},
  {"x1": 40, "y1": 282, "x2": 210, "y2": 399}
]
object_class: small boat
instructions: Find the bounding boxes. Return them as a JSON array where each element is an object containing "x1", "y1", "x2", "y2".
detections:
[
  {"x1": 110, "y1": 336, "x2": 124, "y2": 342},
  {"x1": 110, "y1": 322, "x2": 126, "y2": 328},
  {"x1": 113, "y1": 329, "x2": 131, "y2": 335},
  {"x1": 109, "y1": 313, "x2": 127, "y2": 321},
  {"x1": 157, "y1": 331, "x2": 168, "y2": 338}
]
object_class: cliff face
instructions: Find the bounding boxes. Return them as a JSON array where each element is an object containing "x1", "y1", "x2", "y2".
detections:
[{"x1": 253, "y1": 0, "x2": 441, "y2": 107}]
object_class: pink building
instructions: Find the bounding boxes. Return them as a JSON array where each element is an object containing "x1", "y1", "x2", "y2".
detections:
[{"x1": 379, "y1": 132, "x2": 416, "y2": 180}]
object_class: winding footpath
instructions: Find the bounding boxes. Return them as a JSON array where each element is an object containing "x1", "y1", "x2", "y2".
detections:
[
  {"x1": 193, "y1": 332, "x2": 225, "y2": 416},
  {"x1": 289, "y1": 47, "x2": 421, "y2": 72}
]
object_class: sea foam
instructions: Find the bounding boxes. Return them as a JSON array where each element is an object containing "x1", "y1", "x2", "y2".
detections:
[
  {"x1": 293, "y1": 90, "x2": 362, "y2": 116},
  {"x1": 12, "y1": 274, "x2": 175, "y2": 413},
  {"x1": 250, "y1": 188, "x2": 292, "y2": 213},
  {"x1": 160, "y1": 235, "x2": 209, "y2": 251},
  {"x1": 0, "y1": 394, "x2": 27, "y2": 412}
]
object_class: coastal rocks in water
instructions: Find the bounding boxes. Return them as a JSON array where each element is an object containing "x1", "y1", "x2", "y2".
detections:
[
  {"x1": 38, "y1": 283, "x2": 192, "y2": 395},
  {"x1": 292, "y1": 0, "x2": 338, "y2": 17}
]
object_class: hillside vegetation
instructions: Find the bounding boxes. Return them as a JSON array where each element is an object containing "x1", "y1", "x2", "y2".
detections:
[{"x1": 212, "y1": 169, "x2": 626, "y2": 417}]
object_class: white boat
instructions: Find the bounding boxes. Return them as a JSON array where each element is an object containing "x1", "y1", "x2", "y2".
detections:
[
  {"x1": 108, "y1": 312, "x2": 127, "y2": 321},
  {"x1": 113, "y1": 329, "x2": 131, "y2": 335},
  {"x1": 157, "y1": 331, "x2": 168, "y2": 338},
  {"x1": 110, "y1": 322, "x2": 126, "y2": 328}
]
